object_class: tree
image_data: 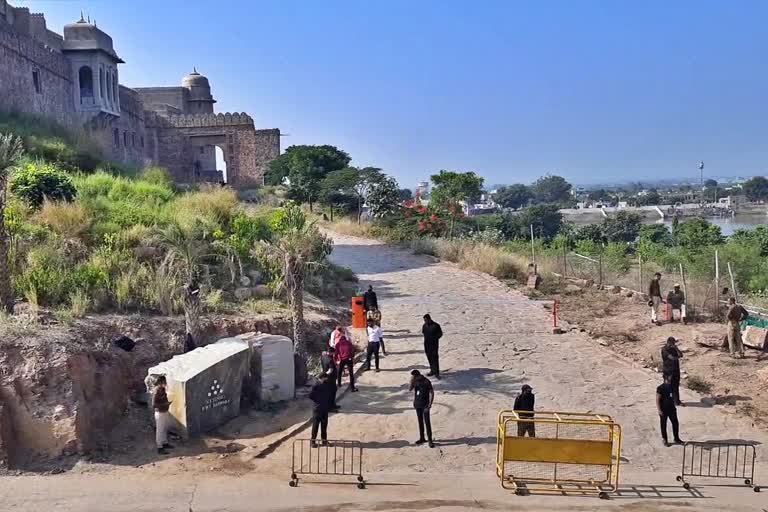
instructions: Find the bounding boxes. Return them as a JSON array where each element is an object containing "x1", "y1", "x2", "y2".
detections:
[
  {"x1": 636, "y1": 189, "x2": 661, "y2": 206},
  {"x1": 494, "y1": 184, "x2": 532, "y2": 210},
  {"x1": 704, "y1": 179, "x2": 718, "y2": 189},
  {"x1": 742, "y1": 176, "x2": 768, "y2": 202},
  {"x1": 587, "y1": 188, "x2": 609, "y2": 202},
  {"x1": 531, "y1": 175, "x2": 572, "y2": 205},
  {"x1": 366, "y1": 174, "x2": 400, "y2": 218},
  {"x1": 0, "y1": 133, "x2": 24, "y2": 313},
  {"x1": 397, "y1": 188, "x2": 413, "y2": 201},
  {"x1": 322, "y1": 166, "x2": 382, "y2": 223},
  {"x1": 639, "y1": 224, "x2": 674, "y2": 246},
  {"x1": 430, "y1": 170, "x2": 484, "y2": 209},
  {"x1": 674, "y1": 218, "x2": 724, "y2": 249},
  {"x1": 256, "y1": 205, "x2": 332, "y2": 357},
  {"x1": 602, "y1": 211, "x2": 642, "y2": 243},
  {"x1": 9, "y1": 161, "x2": 76, "y2": 208},
  {"x1": 264, "y1": 145, "x2": 351, "y2": 211},
  {"x1": 154, "y1": 222, "x2": 211, "y2": 345},
  {"x1": 576, "y1": 223, "x2": 605, "y2": 244},
  {"x1": 501, "y1": 204, "x2": 563, "y2": 241}
]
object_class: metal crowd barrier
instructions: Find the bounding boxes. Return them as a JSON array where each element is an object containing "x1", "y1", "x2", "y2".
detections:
[
  {"x1": 676, "y1": 441, "x2": 761, "y2": 492},
  {"x1": 289, "y1": 439, "x2": 365, "y2": 488},
  {"x1": 496, "y1": 410, "x2": 622, "y2": 499}
]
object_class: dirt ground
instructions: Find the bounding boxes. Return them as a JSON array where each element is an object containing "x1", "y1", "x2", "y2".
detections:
[{"x1": 553, "y1": 285, "x2": 768, "y2": 430}]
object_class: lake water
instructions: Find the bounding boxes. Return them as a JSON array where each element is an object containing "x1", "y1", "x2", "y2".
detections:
[{"x1": 658, "y1": 215, "x2": 766, "y2": 236}]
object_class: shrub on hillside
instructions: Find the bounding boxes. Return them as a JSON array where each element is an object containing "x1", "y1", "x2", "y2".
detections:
[
  {"x1": 36, "y1": 200, "x2": 92, "y2": 241},
  {"x1": 10, "y1": 161, "x2": 76, "y2": 208},
  {"x1": 172, "y1": 186, "x2": 238, "y2": 233}
]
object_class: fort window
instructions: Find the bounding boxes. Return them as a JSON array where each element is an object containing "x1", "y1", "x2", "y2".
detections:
[
  {"x1": 112, "y1": 74, "x2": 118, "y2": 107},
  {"x1": 123, "y1": 131, "x2": 128, "y2": 147},
  {"x1": 200, "y1": 146, "x2": 205, "y2": 155},
  {"x1": 32, "y1": 70, "x2": 41, "y2": 94},
  {"x1": 132, "y1": 132, "x2": 136, "y2": 147},
  {"x1": 78, "y1": 66, "x2": 94, "y2": 105},
  {"x1": 99, "y1": 68, "x2": 105, "y2": 100},
  {"x1": 140, "y1": 136, "x2": 145, "y2": 148},
  {"x1": 113, "y1": 128, "x2": 119, "y2": 147},
  {"x1": 106, "y1": 71, "x2": 113, "y2": 102}
]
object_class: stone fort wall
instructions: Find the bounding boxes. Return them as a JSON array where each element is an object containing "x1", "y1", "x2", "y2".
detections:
[{"x1": 0, "y1": 2, "x2": 281, "y2": 185}]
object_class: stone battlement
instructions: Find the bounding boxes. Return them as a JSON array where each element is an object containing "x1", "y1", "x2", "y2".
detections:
[{"x1": 165, "y1": 112, "x2": 254, "y2": 128}]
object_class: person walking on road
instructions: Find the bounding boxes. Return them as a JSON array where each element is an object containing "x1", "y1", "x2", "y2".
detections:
[
  {"x1": 410, "y1": 370, "x2": 435, "y2": 448},
  {"x1": 513, "y1": 384, "x2": 536, "y2": 437},
  {"x1": 151, "y1": 376, "x2": 174, "y2": 455},
  {"x1": 364, "y1": 318, "x2": 384, "y2": 371},
  {"x1": 320, "y1": 347, "x2": 340, "y2": 411},
  {"x1": 363, "y1": 285, "x2": 378, "y2": 312},
  {"x1": 661, "y1": 337, "x2": 683, "y2": 406},
  {"x1": 422, "y1": 314, "x2": 443, "y2": 379},
  {"x1": 334, "y1": 335, "x2": 358, "y2": 392},
  {"x1": 657, "y1": 373, "x2": 684, "y2": 447},
  {"x1": 649, "y1": 272, "x2": 663, "y2": 325},
  {"x1": 726, "y1": 297, "x2": 748, "y2": 359},
  {"x1": 309, "y1": 374, "x2": 334, "y2": 447}
]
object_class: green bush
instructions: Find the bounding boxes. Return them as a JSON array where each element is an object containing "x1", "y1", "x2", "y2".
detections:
[
  {"x1": 10, "y1": 161, "x2": 76, "y2": 208},
  {"x1": 16, "y1": 244, "x2": 73, "y2": 305}
]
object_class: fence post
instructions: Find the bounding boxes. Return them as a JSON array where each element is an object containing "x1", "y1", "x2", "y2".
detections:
[
  {"x1": 679, "y1": 263, "x2": 688, "y2": 317},
  {"x1": 562, "y1": 243, "x2": 567, "y2": 277},
  {"x1": 727, "y1": 262, "x2": 738, "y2": 302},
  {"x1": 714, "y1": 250, "x2": 720, "y2": 311},
  {"x1": 638, "y1": 253, "x2": 642, "y2": 292},
  {"x1": 598, "y1": 252, "x2": 603, "y2": 288}
]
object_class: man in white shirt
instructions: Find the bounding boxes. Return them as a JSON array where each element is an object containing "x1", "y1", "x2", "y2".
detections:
[
  {"x1": 364, "y1": 318, "x2": 384, "y2": 372},
  {"x1": 328, "y1": 326, "x2": 348, "y2": 348}
]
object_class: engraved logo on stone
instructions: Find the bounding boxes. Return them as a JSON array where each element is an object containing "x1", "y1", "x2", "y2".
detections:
[{"x1": 202, "y1": 379, "x2": 231, "y2": 412}]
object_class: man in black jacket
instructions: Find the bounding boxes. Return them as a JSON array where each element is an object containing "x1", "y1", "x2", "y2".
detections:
[
  {"x1": 320, "y1": 347, "x2": 340, "y2": 411},
  {"x1": 363, "y1": 285, "x2": 378, "y2": 312},
  {"x1": 309, "y1": 374, "x2": 333, "y2": 447},
  {"x1": 513, "y1": 384, "x2": 536, "y2": 437},
  {"x1": 422, "y1": 314, "x2": 443, "y2": 379},
  {"x1": 661, "y1": 337, "x2": 683, "y2": 406}
]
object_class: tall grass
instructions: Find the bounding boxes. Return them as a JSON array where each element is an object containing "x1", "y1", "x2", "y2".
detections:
[
  {"x1": 411, "y1": 238, "x2": 527, "y2": 280},
  {"x1": 36, "y1": 200, "x2": 92, "y2": 240}
]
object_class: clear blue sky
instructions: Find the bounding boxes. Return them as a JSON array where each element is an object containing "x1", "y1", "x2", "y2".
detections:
[{"x1": 23, "y1": 0, "x2": 768, "y2": 187}]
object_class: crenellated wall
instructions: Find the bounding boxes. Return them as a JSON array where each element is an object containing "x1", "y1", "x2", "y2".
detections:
[{"x1": 0, "y1": 2, "x2": 281, "y2": 186}]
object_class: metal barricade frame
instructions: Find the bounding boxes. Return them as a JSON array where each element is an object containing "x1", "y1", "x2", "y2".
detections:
[
  {"x1": 290, "y1": 439, "x2": 365, "y2": 488},
  {"x1": 496, "y1": 410, "x2": 623, "y2": 499},
  {"x1": 676, "y1": 441, "x2": 761, "y2": 492}
]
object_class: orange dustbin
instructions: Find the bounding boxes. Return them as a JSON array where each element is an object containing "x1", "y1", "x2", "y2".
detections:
[{"x1": 351, "y1": 296, "x2": 366, "y2": 328}]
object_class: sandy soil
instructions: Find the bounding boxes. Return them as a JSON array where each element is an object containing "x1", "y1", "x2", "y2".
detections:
[
  {"x1": 1, "y1": 234, "x2": 767, "y2": 511},
  {"x1": 554, "y1": 286, "x2": 768, "y2": 430}
]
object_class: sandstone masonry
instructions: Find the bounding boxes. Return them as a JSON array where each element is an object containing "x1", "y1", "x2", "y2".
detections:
[{"x1": 0, "y1": 0, "x2": 279, "y2": 186}]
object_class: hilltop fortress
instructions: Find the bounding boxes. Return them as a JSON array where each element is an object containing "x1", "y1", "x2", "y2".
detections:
[{"x1": 0, "y1": 1, "x2": 280, "y2": 185}]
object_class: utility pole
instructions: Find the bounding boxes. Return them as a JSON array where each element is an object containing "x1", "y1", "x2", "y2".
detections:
[{"x1": 698, "y1": 161, "x2": 705, "y2": 200}]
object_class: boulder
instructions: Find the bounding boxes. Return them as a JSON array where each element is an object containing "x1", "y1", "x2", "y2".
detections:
[
  {"x1": 238, "y1": 275, "x2": 251, "y2": 287},
  {"x1": 564, "y1": 284, "x2": 582, "y2": 294},
  {"x1": 527, "y1": 274, "x2": 541, "y2": 289},
  {"x1": 247, "y1": 270, "x2": 263, "y2": 284},
  {"x1": 611, "y1": 286, "x2": 621, "y2": 294},
  {"x1": 253, "y1": 285, "x2": 272, "y2": 299},
  {"x1": 234, "y1": 288, "x2": 253, "y2": 301},
  {"x1": 743, "y1": 326, "x2": 768, "y2": 349},
  {"x1": 758, "y1": 367, "x2": 768, "y2": 384}
]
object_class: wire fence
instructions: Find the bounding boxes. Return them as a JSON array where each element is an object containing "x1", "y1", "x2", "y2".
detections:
[{"x1": 540, "y1": 248, "x2": 768, "y2": 321}]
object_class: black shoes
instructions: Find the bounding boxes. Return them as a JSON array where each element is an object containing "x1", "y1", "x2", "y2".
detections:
[
  {"x1": 157, "y1": 447, "x2": 169, "y2": 455},
  {"x1": 674, "y1": 438, "x2": 684, "y2": 445},
  {"x1": 415, "y1": 439, "x2": 426, "y2": 445},
  {"x1": 429, "y1": 441, "x2": 435, "y2": 448},
  {"x1": 162, "y1": 443, "x2": 174, "y2": 449},
  {"x1": 426, "y1": 372, "x2": 434, "y2": 377}
]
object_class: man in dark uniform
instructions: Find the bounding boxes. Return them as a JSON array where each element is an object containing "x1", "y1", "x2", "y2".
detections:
[
  {"x1": 657, "y1": 373, "x2": 684, "y2": 447},
  {"x1": 648, "y1": 272, "x2": 663, "y2": 325},
  {"x1": 320, "y1": 347, "x2": 340, "y2": 411},
  {"x1": 661, "y1": 337, "x2": 683, "y2": 406},
  {"x1": 309, "y1": 374, "x2": 333, "y2": 447},
  {"x1": 513, "y1": 384, "x2": 536, "y2": 437},
  {"x1": 422, "y1": 314, "x2": 443, "y2": 379},
  {"x1": 410, "y1": 370, "x2": 435, "y2": 448},
  {"x1": 363, "y1": 285, "x2": 378, "y2": 312}
]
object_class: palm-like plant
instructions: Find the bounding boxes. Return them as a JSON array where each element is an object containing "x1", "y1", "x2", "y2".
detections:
[
  {"x1": 256, "y1": 204, "x2": 332, "y2": 357},
  {"x1": 154, "y1": 222, "x2": 212, "y2": 344},
  {"x1": 0, "y1": 133, "x2": 24, "y2": 313}
]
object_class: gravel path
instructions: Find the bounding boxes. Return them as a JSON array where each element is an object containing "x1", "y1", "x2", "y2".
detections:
[{"x1": 265, "y1": 233, "x2": 768, "y2": 477}]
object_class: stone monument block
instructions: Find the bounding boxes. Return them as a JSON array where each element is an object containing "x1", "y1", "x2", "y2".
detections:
[
  {"x1": 147, "y1": 339, "x2": 250, "y2": 438},
  {"x1": 222, "y1": 333, "x2": 295, "y2": 404},
  {"x1": 744, "y1": 326, "x2": 768, "y2": 349}
]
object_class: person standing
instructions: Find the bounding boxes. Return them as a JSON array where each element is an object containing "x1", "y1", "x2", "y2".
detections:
[
  {"x1": 363, "y1": 285, "x2": 378, "y2": 312},
  {"x1": 648, "y1": 272, "x2": 663, "y2": 325},
  {"x1": 661, "y1": 337, "x2": 683, "y2": 406},
  {"x1": 410, "y1": 370, "x2": 435, "y2": 448},
  {"x1": 657, "y1": 373, "x2": 684, "y2": 447},
  {"x1": 328, "y1": 326, "x2": 349, "y2": 349},
  {"x1": 364, "y1": 318, "x2": 384, "y2": 371},
  {"x1": 666, "y1": 284, "x2": 687, "y2": 324},
  {"x1": 334, "y1": 335, "x2": 358, "y2": 392},
  {"x1": 309, "y1": 374, "x2": 333, "y2": 447},
  {"x1": 151, "y1": 376, "x2": 174, "y2": 455},
  {"x1": 422, "y1": 314, "x2": 443, "y2": 379},
  {"x1": 726, "y1": 297, "x2": 748, "y2": 359},
  {"x1": 320, "y1": 347, "x2": 340, "y2": 411},
  {"x1": 513, "y1": 384, "x2": 536, "y2": 437}
]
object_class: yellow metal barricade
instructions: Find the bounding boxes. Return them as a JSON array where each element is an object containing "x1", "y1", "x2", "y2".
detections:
[{"x1": 496, "y1": 410, "x2": 622, "y2": 498}]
